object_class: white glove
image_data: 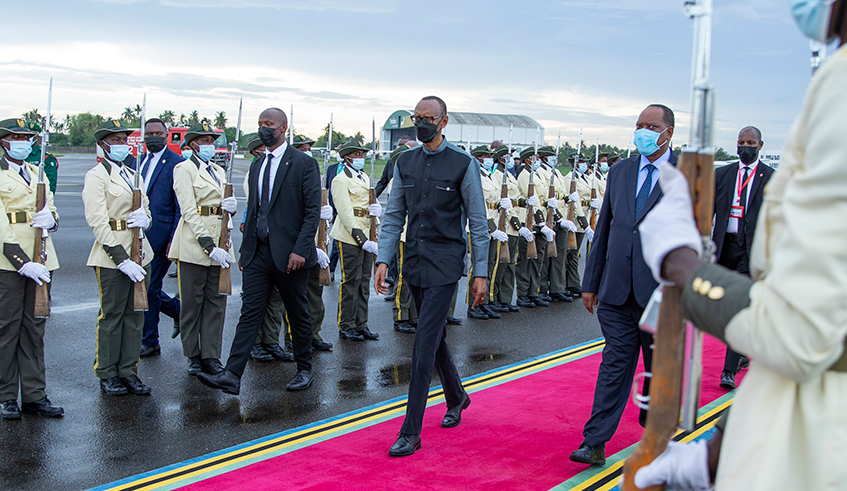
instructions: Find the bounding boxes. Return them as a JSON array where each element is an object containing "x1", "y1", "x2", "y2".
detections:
[
  {"x1": 558, "y1": 218, "x2": 577, "y2": 232},
  {"x1": 567, "y1": 192, "x2": 579, "y2": 204},
  {"x1": 316, "y1": 248, "x2": 330, "y2": 268},
  {"x1": 541, "y1": 225, "x2": 556, "y2": 242},
  {"x1": 368, "y1": 203, "x2": 382, "y2": 218},
  {"x1": 208, "y1": 247, "x2": 235, "y2": 269},
  {"x1": 320, "y1": 205, "x2": 333, "y2": 220},
  {"x1": 18, "y1": 261, "x2": 51, "y2": 285},
  {"x1": 518, "y1": 227, "x2": 534, "y2": 242},
  {"x1": 221, "y1": 196, "x2": 238, "y2": 214},
  {"x1": 585, "y1": 227, "x2": 595, "y2": 243},
  {"x1": 490, "y1": 230, "x2": 508, "y2": 242},
  {"x1": 631, "y1": 441, "x2": 711, "y2": 491},
  {"x1": 117, "y1": 259, "x2": 147, "y2": 282},
  {"x1": 127, "y1": 207, "x2": 150, "y2": 229},
  {"x1": 547, "y1": 197, "x2": 558, "y2": 209},
  {"x1": 526, "y1": 195, "x2": 540, "y2": 207},
  {"x1": 639, "y1": 164, "x2": 703, "y2": 284},
  {"x1": 591, "y1": 198, "x2": 602, "y2": 210},
  {"x1": 499, "y1": 198, "x2": 512, "y2": 210},
  {"x1": 362, "y1": 240, "x2": 379, "y2": 255},
  {"x1": 30, "y1": 205, "x2": 56, "y2": 230}
]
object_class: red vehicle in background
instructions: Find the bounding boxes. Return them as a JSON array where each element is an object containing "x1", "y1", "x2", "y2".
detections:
[{"x1": 97, "y1": 126, "x2": 230, "y2": 168}]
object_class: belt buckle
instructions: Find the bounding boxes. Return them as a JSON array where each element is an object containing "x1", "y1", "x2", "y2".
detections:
[{"x1": 114, "y1": 220, "x2": 124, "y2": 231}]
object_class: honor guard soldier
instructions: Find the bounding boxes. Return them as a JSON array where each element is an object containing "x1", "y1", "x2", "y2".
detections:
[
  {"x1": 537, "y1": 146, "x2": 574, "y2": 303},
  {"x1": 0, "y1": 118, "x2": 63, "y2": 420},
  {"x1": 24, "y1": 122, "x2": 59, "y2": 193},
  {"x1": 489, "y1": 144, "x2": 521, "y2": 313},
  {"x1": 169, "y1": 124, "x2": 236, "y2": 376},
  {"x1": 515, "y1": 147, "x2": 556, "y2": 308},
  {"x1": 563, "y1": 156, "x2": 592, "y2": 299},
  {"x1": 330, "y1": 141, "x2": 381, "y2": 341},
  {"x1": 83, "y1": 120, "x2": 153, "y2": 396},
  {"x1": 388, "y1": 144, "x2": 418, "y2": 334}
]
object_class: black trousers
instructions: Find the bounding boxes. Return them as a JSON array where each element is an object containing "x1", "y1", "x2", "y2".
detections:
[
  {"x1": 582, "y1": 290, "x2": 653, "y2": 447},
  {"x1": 225, "y1": 240, "x2": 313, "y2": 376},
  {"x1": 401, "y1": 282, "x2": 466, "y2": 436},
  {"x1": 718, "y1": 234, "x2": 750, "y2": 373},
  {"x1": 142, "y1": 249, "x2": 180, "y2": 348}
]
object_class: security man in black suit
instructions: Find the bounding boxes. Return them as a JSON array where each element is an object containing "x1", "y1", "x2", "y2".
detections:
[
  {"x1": 711, "y1": 126, "x2": 774, "y2": 390},
  {"x1": 197, "y1": 107, "x2": 321, "y2": 394}
]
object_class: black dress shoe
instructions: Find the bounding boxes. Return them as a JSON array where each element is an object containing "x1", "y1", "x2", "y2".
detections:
[
  {"x1": 550, "y1": 292, "x2": 573, "y2": 302},
  {"x1": 506, "y1": 303, "x2": 521, "y2": 312},
  {"x1": 568, "y1": 288, "x2": 582, "y2": 298},
  {"x1": 100, "y1": 377, "x2": 129, "y2": 396},
  {"x1": 442, "y1": 393, "x2": 471, "y2": 428},
  {"x1": 541, "y1": 293, "x2": 553, "y2": 302},
  {"x1": 250, "y1": 344, "x2": 274, "y2": 362},
  {"x1": 168, "y1": 269, "x2": 178, "y2": 278},
  {"x1": 489, "y1": 301, "x2": 510, "y2": 313},
  {"x1": 530, "y1": 296, "x2": 550, "y2": 307},
  {"x1": 446, "y1": 317, "x2": 463, "y2": 326},
  {"x1": 480, "y1": 304, "x2": 502, "y2": 319},
  {"x1": 171, "y1": 318, "x2": 180, "y2": 339},
  {"x1": 467, "y1": 306, "x2": 489, "y2": 320},
  {"x1": 197, "y1": 369, "x2": 241, "y2": 395},
  {"x1": 720, "y1": 370, "x2": 737, "y2": 390},
  {"x1": 738, "y1": 355, "x2": 750, "y2": 371},
  {"x1": 357, "y1": 327, "x2": 379, "y2": 340},
  {"x1": 312, "y1": 339, "x2": 333, "y2": 351},
  {"x1": 516, "y1": 296, "x2": 536, "y2": 308},
  {"x1": 187, "y1": 356, "x2": 202, "y2": 375},
  {"x1": 139, "y1": 344, "x2": 161, "y2": 358},
  {"x1": 22, "y1": 397, "x2": 64, "y2": 417},
  {"x1": 284, "y1": 341, "x2": 293, "y2": 352},
  {"x1": 201, "y1": 358, "x2": 225, "y2": 375},
  {"x1": 119, "y1": 375, "x2": 151, "y2": 395},
  {"x1": 570, "y1": 443, "x2": 605, "y2": 466},
  {"x1": 394, "y1": 322, "x2": 417, "y2": 333},
  {"x1": 339, "y1": 328, "x2": 365, "y2": 341},
  {"x1": 389, "y1": 433, "x2": 422, "y2": 457},
  {"x1": 263, "y1": 344, "x2": 294, "y2": 361},
  {"x1": 286, "y1": 370, "x2": 313, "y2": 391},
  {"x1": 1, "y1": 400, "x2": 22, "y2": 420}
]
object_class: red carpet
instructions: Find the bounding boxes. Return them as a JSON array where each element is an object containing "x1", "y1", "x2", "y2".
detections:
[{"x1": 176, "y1": 335, "x2": 741, "y2": 491}]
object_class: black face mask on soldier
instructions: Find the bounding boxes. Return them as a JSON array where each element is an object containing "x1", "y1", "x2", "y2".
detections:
[
  {"x1": 737, "y1": 146, "x2": 759, "y2": 165},
  {"x1": 259, "y1": 126, "x2": 281, "y2": 147},
  {"x1": 414, "y1": 120, "x2": 439, "y2": 143},
  {"x1": 144, "y1": 136, "x2": 166, "y2": 153}
]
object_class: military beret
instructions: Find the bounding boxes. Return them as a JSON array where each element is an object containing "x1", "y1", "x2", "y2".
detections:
[
  {"x1": 519, "y1": 147, "x2": 538, "y2": 161},
  {"x1": 246, "y1": 136, "x2": 264, "y2": 153},
  {"x1": 390, "y1": 143, "x2": 413, "y2": 161},
  {"x1": 537, "y1": 145, "x2": 557, "y2": 158},
  {"x1": 337, "y1": 140, "x2": 369, "y2": 158},
  {"x1": 470, "y1": 145, "x2": 493, "y2": 157},
  {"x1": 94, "y1": 119, "x2": 132, "y2": 142},
  {"x1": 0, "y1": 118, "x2": 39, "y2": 139},
  {"x1": 183, "y1": 123, "x2": 219, "y2": 145},
  {"x1": 292, "y1": 134, "x2": 315, "y2": 147}
]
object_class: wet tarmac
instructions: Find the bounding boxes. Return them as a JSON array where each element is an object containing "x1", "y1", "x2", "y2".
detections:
[{"x1": 0, "y1": 155, "x2": 603, "y2": 491}]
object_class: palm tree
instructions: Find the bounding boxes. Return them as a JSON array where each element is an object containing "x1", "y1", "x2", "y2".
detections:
[
  {"x1": 22, "y1": 109, "x2": 43, "y2": 124},
  {"x1": 122, "y1": 107, "x2": 135, "y2": 121},
  {"x1": 178, "y1": 114, "x2": 187, "y2": 126},
  {"x1": 188, "y1": 111, "x2": 200, "y2": 126},
  {"x1": 214, "y1": 111, "x2": 227, "y2": 129},
  {"x1": 159, "y1": 110, "x2": 176, "y2": 125}
]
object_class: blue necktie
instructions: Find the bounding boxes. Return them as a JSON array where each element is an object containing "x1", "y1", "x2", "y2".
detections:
[
  {"x1": 140, "y1": 154, "x2": 153, "y2": 181},
  {"x1": 635, "y1": 164, "x2": 655, "y2": 220}
]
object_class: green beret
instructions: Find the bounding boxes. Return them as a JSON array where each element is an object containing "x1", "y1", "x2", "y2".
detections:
[
  {"x1": 246, "y1": 136, "x2": 264, "y2": 153},
  {"x1": 183, "y1": 123, "x2": 219, "y2": 145},
  {"x1": 492, "y1": 145, "x2": 510, "y2": 160},
  {"x1": 537, "y1": 145, "x2": 557, "y2": 158},
  {"x1": 292, "y1": 134, "x2": 315, "y2": 147},
  {"x1": 519, "y1": 147, "x2": 537, "y2": 161},
  {"x1": 390, "y1": 143, "x2": 413, "y2": 161},
  {"x1": 337, "y1": 140, "x2": 369, "y2": 158},
  {"x1": 94, "y1": 119, "x2": 132, "y2": 142},
  {"x1": 470, "y1": 145, "x2": 493, "y2": 157},
  {"x1": 0, "y1": 118, "x2": 39, "y2": 139}
]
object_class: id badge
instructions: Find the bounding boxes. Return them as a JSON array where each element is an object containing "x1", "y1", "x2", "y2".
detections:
[{"x1": 730, "y1": 206, "x2": 744, "y2": 219}]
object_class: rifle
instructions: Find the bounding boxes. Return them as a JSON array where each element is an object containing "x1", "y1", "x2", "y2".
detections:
[
  {"x1": 132, "y1": 95, "x2": 149, "y2": 311},
  {"x1": 545, "y1": 161, "x2": 557, "y2": 258},
  {"x1": 368, "y1": 118, "x2": 378, "y2": 245},
  {"x1": 523, "y1": 127, "x2": 540, "y2": 260},
  {"x1": 317, "y1": 114, "x2": 333, "y2": 286},
  {"x1": 566, "y1": 130, "x2": 583, "y2": 251},
  {"x1": 620, "y1": 1, "x2": 714, "y2": 488},
  {"x1": 496, "y1": 124, "x2": 513, "y2": 263},
  {"x1": 590, "y1": 137, "x2": 599, "y2": 232},
  {"x1": 218, "y1": 98, "x2": 241, "y2": 295},
  {"x1": 33, "y1": 78, "x2": 52, "y2": 318}
]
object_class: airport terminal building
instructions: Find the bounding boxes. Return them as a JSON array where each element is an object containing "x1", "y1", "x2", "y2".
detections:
[{"x1": 381, "y1": 110, "x2": 544, "y2": 150}]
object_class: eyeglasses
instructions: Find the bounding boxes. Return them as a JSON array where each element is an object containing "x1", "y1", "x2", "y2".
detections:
[{"x1": 410, "y1": 114, "x2": 444, "y2": 125}]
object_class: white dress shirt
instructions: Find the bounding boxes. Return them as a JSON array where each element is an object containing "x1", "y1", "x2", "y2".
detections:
[
  {"x1": 636, "y1": 148, "x2": 671, "y2": 196},
  {"x1": 257, "y1": 141, "x2": 288, "y2": 201},
  {"x1": 727, "y1": 160, "x2": 758, "y2": 234},
  {"x1": 141, "y1": 148, "x2": 166, "y2": 193},
  {"x1": 5, "y1": 158, "x2": 30, "y2": 185}
]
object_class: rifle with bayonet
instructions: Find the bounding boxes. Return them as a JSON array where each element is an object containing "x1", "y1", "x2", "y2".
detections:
[
  {"x1": 590, "y1": 137, "x2": 599, "y2": 232},
  {"x1": 496, "y1": 124, "x2": 513, "y2": 263},
  {"x1": 545, "y1": 156, "x2": 558, "y2": 258},
  {"x1": 132, "y1": 95, "x2": 149, "y2": 311},
  {"x1": 317, "y1": 115, "x2": 333, "y2": 286},
  {"x1": 620, "y1": 1, "x2": 713, "y2": 488},
  {"x1": 368, "y1": 119, "x2": 378, "y2": 247},
  {"x1": 33, "y1": 79, "x2": 52, "y2": 318},
  {"x1": 567, "y1": 130, "x2": 583, "y2": 251},
  {"x1": 218, "y1": 98, "x2": 241, "y2": 295},
  {"x1": 524, "y1": 128, "x2": 541, "y2": 260}
]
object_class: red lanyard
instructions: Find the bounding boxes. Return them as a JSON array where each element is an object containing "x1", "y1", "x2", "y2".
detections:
[{"x1": 735, "y1": 164, "x2": 757, "y2": 205}]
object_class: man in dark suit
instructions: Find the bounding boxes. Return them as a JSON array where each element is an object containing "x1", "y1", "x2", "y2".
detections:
[
  {"x1": 197, "y1": 107, "x2": 321, "y2": 394},
  {"x1": 570, "y1": 104, "x2": 677, "y2": 466},
  {"x1": 711, "y1": 126, "x2": 774, "y2": 390},
  {"x1": 135, "y1": 118, "x2": 182, "y2": 357}
]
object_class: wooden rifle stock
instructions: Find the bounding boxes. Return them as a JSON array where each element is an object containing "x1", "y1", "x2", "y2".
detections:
[
  {"x1": 318, "y1": 189, "x2": 332, "y2": 286},
  {"x1": 566, "y1": 176, "x2": 578, "y2": 250},
  {"x1": 589, "y1": 185, "x2": 598, "y2": 232},
  {"x1": 497, "y1": 170, "x2": 511, "y2": 263},
  {"x1": 131, "y1": 188, "x2": 148, "y2": 311},
  {"x1": 217, "y1": 183, "x2": 233, "y2": 295},
  {"x1": 524, "y1": 171, "x2": 538, "y2": 259},
  {"x1": 368, "y1": 189, "x2": 378, "y2": 242},
  {"x1": 545, "y1": 172, "x2": 557, "y2": 257},
  {"x1": 33, "y1": 182, "x2": 50, "y2": 318}
]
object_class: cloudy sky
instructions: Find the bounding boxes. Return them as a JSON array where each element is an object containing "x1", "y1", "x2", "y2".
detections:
[{"x1": 0, "y1": 0, "x2": 820, "y2": 153}]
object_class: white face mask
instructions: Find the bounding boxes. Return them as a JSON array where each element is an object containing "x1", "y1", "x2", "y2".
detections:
[
  {"x1": 303, "y1": 150, "x2": 313, "y2": 158},
  {"x1": 482, "y1": 157, "x2": 494, "y2": 167},
  {"x1": 547, "y1": 156, "x2": 557, "y2": 167},
  {"x1": 351, "y1": 158, "x2": 366, "y2": 171}
]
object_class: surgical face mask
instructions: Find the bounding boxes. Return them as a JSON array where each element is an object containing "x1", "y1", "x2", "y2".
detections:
[
  {"x1": 791, "y1": 0, "x2": 837, "y2": 43},
  {"x1": 144, "y1": 135, "x2": 166, "y2": 153},
  {"x1": 633, "y1": 127, "x2": 669, "y2": 156},
  {"x1": 181, "y1": 149, "x2": 193, "y2": 160},
  {"x1": 531, "y1": 160, "x2": 541, "y2": 171},
  {"x1": 414, "y1": 119, "x2": 439, "y2": 143},
  {"x1": 105, "y1": 143, "x2": 130, "y2": 163},
  {"x1": 196, "y1": 144, "x2": 216, "y2": 162},
  {"x1": 350, "y1": 158, "x2": 366, "y2": 171},
  {"x1": 3, "y1": 139, "x2": 34, "y2": 160},
  {"x1": 258, "y1": 125, "x2": 281, "y2": 147},
  {"x1": 547, "y1": 156, "x2": 557, "y2": 167},
  {"x1": 599, "y1": 162, "x2": 609, "y2": 173},
  {"x1": 737, "y1": 146, "x2": 759, "y2": 165},
  {"x1": 303, "y1": 150, "x2": 313, "y2": 158},
  {"x1": 482, "y1": 157, "x2": 494, "y2": 168},
  {"x1": 506, "y1": 159, "x2": 515, "y2": 171},
  {"x1": 577, "y1": 162, "x2": 588, "y2": 174}
]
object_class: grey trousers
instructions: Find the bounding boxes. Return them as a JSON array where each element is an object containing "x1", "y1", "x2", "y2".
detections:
[
  {"x1": 566, "y1": 232, "x2": 586, "y2": 290},
  {"x1": 283, "y1": 264, "x2": 326, "y2": 344},
  {"x1": 516, "y1": 233, "x2": 546, "y2": 297},
  {"x1": 94, "y1": 265, "x2": 149, "y2": 379},
  {"x1": 541, "y1": 229, "x2": 569, "y2": 294},
  {"x1": 492, "y1": 235, "x2": 519, "y2": 304},
  {"x1": 0, "y1": 271, "x2": 48, "y2": 402},
  {"x1": 177, "y1": 261, "x2": 225, "y2": 359},
  {"x1": 337, "y1": 241, "x2": 373, "y2": 331}
]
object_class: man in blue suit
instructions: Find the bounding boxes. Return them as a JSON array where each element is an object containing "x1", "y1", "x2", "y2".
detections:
[
  {"x1": 570, "y1": 105, "x2": 676, "y2": 466},
  {"x1": 136, "y1": 118, "x2": 182, "y2": 357}
]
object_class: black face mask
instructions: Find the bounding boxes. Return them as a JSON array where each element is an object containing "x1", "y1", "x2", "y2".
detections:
[
  {"x1": 145, "y1": 136, "x2": 166, "y2": 153},
  {"x1": 414, "y1": 120, "x2": 439, "y2": 143},
  {"x1": 259, "y1": 126, "x2": 281, "y2": 147},
  {"x1": 737, "y1": 146, "x2": 759, "y2": 165}
]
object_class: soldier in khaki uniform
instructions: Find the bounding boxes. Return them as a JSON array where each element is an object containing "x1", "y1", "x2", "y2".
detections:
[
  {"x1": 536, "y1": 146, "x2": 575, "y2": 303},
  {"x1": 168, "y1": 124, "x2": 236, "y2": 376},
  {"x1": 0, "y1": 118, "x2": 63, "y2": 420},
  {"x1": 387, "y1": 144, "x2": 417, "y2": 334},
  {"x1": 490, "y1": 145, "x2": 521, "y2": 313},
  {"x1": 515, "y1": 147, "x2": 556, "y2": 308},
  {"x1": 83, "y1": 120, "x2": 154, "y2": 396},
  {"x1": 330, "y1": 141, "x2": 381, "y2": 341},
  {"x1": 562, "y1": 155, "x2": 592, "y2": 298}
]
